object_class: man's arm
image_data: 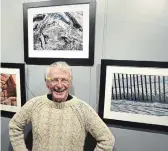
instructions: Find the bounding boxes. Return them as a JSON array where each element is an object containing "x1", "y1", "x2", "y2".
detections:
[
  {"x1": 81, "y1": 102, "x2": 115, "y2": 151},
  {"x1": 9, "y1": 99, "x2": 35, "y2": 151}
]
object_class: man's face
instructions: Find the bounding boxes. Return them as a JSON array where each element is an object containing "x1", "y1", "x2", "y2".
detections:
[{"x1": 46, "y1": 67, "x2": 71, "y2": 102}]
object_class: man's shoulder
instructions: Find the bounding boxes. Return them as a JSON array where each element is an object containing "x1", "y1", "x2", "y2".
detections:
[
  {"x1": 71, "y1": 95, "x2": 92, "y2": 109},
  {"x1": 25, "y1": 94, "x2": 48, "y2": 105},
  {"x1": 71, "y1": 96, "x2": 98, "y2": 120}
]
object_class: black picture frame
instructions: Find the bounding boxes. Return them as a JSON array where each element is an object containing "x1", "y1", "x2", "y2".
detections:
[
  {"x1": 23, "y1": 0, "x2": 96, "y2": 66},
  {"x1": 98, "y1": 59, "x2": 168, "y2": 132},
  {"x1": 0, "y1": 63, "x2": 26, "y2": 118}
]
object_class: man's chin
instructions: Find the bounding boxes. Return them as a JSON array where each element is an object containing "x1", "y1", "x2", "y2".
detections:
[{"x1": 52, "y1": 92, "x2": 66, "y2": 102}]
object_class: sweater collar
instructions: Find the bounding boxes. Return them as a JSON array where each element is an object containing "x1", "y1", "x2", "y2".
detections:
[
  {"x1": 46, "y1": 94, "x2": 76, "y2": 109},
  {"x1": 47, "y1": 94, "x2": 73, "y2": 101}
]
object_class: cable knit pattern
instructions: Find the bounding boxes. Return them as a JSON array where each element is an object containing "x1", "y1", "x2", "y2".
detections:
[{"x1": 9, "y1": 95, "x2": 115, "y2": 151}]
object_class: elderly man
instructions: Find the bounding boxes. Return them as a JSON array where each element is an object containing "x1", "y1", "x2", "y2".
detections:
[{"x1": 9, "y1": 61, "x2": 115, "y2": 151}]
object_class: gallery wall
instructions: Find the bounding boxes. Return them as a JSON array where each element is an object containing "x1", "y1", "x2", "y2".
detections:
[{"x1": 1, "y1": 0, "x2": 168, "y2": 151}]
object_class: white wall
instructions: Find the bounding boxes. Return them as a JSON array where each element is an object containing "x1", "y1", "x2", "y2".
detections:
[
  {"x1": 104, "y1": 0, "x2": 168, "y2": 61},
  {"x1": 1, "y1": 0, "x2": 168, "y2": 151}
]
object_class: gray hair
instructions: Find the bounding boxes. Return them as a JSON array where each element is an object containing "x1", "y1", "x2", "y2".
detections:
[{"x1": 44, "y1": 61, "x2": 72, "y2": 81}]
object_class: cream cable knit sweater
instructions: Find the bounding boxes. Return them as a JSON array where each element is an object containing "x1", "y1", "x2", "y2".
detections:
[{"x1": 9, "y1": 95, "x2": 115, "y2": 151}]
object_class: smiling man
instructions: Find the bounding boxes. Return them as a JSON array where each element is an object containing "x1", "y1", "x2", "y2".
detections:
[
  {"x1": 45, "y1": 64, "x2": 72, "y2": 102},
  {"x1": 9, "y1": 61, "x2": 115, "y2": 151}
]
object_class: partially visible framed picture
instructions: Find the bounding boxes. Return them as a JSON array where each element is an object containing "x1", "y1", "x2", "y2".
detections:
[
  {"x1": 0, "y1": 63, "x2": 26, "y2": 118},
  {"x1": 98, "y1": 59, "x2": 168, "y2": 132},
  {"x1": 23, "y1": 0, "x2": 96, "y2": 66}
]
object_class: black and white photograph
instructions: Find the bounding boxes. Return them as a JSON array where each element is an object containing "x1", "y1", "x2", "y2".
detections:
[
  {"x1": 98, "y1": 59, "x2": 168, "y2": 132},
  {"x1": 33, "y1": 11, "x2": 83, "y2": 51},
  {"x1": 23, "y1": 0, "x2": 96, "y2": 66},
  {"x1": 111, "y1": 73, "x2": 168, "y2": 116}
]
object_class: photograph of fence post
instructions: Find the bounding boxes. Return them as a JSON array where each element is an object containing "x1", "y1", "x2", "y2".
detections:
[
  {"x1": 98, "y1": 59, "x2": 168, "y2": 132},
  {"x1": 110, "y1": 72, "x2": 168, "y2": 117}
]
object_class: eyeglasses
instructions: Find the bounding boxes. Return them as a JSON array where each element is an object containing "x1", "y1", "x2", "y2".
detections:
[{"x1": 47, "y1": 77, "x2": 71, "y2": 85}]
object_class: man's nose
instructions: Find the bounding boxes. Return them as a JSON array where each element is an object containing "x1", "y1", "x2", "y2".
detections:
[{"x1": 57, "y1": 80, "x2": 63, "y2": 87}]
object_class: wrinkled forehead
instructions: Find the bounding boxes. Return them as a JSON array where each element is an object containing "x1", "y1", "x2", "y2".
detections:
[{"x1": 48, "y1": 67, "x2": 71, "y2": 78}]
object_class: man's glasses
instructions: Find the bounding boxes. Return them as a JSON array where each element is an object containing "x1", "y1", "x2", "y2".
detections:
[{"x1": 47, "y1": 77, "x2": 71, "y2": 85}]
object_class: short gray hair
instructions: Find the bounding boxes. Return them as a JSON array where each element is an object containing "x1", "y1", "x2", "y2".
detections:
[{"x1": 44, "y1": 61, "x2": 72, "y2": 81}]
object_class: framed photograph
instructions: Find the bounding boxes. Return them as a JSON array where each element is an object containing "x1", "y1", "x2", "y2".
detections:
[
  {"x1": 98, "y1": 59, "x2": 168, "y2": 132},
  {"x1": 23, "y1": 0, "x2": 96, "y2": 66},
  {"x1": 0, "y1": 63, "x2": 26, "y2": 118}
]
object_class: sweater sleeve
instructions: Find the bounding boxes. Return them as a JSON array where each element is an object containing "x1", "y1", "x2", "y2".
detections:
[
  {"x1": 9, "y1": 99, "x2": 35, "y2": 151},
  {"x1": 81, "y1": 102, "x2": 115, "y2": 151}
]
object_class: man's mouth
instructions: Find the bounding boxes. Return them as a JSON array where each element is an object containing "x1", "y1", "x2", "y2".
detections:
[{"x1": 54, "y1": 89, "x2": 65, "y2": 93}]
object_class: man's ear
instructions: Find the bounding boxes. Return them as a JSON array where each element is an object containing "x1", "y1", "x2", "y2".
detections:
[
  {"x1": 69, "y1": 81, "x2": 72, "y2": 88},
  {"x1": 45, "y1": 81, "x2": 50, "y2": 89},
  {"x1": 69, "y1": 76, "x2": 72, "y2": 88}
]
